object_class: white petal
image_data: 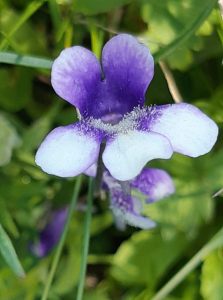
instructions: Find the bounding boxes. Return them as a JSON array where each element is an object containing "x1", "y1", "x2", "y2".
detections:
[
  {"x1": 35, "y1": 124, "x2": 103, "y2": 177},
  {"x1": 151, "y1": 103, "x2": 218, "y2": 157},
  {"x1": 103, "y1": 130, "x2": 173, "y2": 181},
  {"x1": 84, "y1": 162, "x2": 97, "y2": 177},
  {"x1": 124, "y1": 212, "x2": 156, "y2": 229},
  {"x1": 111, "y1": 205, "x2": 156, "y2": 230}
]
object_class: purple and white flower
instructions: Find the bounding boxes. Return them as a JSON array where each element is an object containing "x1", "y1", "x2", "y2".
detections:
[
  {"x1": 30, "y1": 167, "x2": 175, "y2": 257},
  {"x1": 35, "y1": 34, "x2": 218, "y2": 181},
  {"x1": 85, "y1": 165, "x2": 175, "y2": 230},
  {"x1": 29, "y1": 207, "x2": 68, "y2": 257}
]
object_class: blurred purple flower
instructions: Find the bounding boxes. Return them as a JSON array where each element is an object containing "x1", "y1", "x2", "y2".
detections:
[
  {"x1": 29, "y1": 207, "x2": 68, "y2": 258},
  {"x1": 35, "y1": 34, "x2": 218, "y2": 181},
  {"x1": 29, "y1": 203, "x2": 97, "y2": 258}
]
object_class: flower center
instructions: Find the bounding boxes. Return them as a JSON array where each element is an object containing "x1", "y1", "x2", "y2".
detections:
[
  {"x1": 83, "y1": 105, "x2": 157, "y2": 136},
  {"x1": 101, "y1": 113, "x2": 123, "y2": 125}
]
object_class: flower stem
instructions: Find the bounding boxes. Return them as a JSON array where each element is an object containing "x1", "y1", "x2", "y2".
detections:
[
  {"x1": 41, "y1": 175, "x2": 82, "y2": 300},
  {"x1": 76, "y1": 177, "x2": 94, "y2": 300},
  {"x1": 94, "y1": 140, "x2": 106, "y2": 197},
  {"x1": 151, "y1": 227, "x2": 223, "y2": 300},
  {"x1": 118, "y1": 180, "x2": 131, "y2": 197}
]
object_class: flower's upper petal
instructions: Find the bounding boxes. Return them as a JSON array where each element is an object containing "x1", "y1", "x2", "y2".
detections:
[
  {"x1": 29, "y1": 207, "x2": 68, "y2": 257},
  {"x1": 130, "y1": 168, "x2": 175, "y2": 203},
  {"x1": 110, "y1": 184, "x2": 156, "y2": 230},
  {"x1": 35, "y1": 123, "x2": 105, "y2": 177},
  {"x1": 51, "y1": 46, "x2": 101, "y2": 114},
  {"x1": 150, "y1": 103, "x2": 218, "y2": 157},
  {"x1": 101, "y1": 34, "x2": 154, "y2": 110},
  {"x1": 103, "y1": 130, "x2": 173, "y2": 181}
]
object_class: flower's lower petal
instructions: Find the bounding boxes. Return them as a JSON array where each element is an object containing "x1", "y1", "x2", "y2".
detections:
[
  {"x1": 150, "y1": 103, "x2": 218, "y2": 157},
  {"x1": 102, "y1": 34, "x2": 154, "y2": 110},
  {"x1": 29, "y1": 207, "x2": 68, "y2": 257},
  {"x1": 103, "y1": 130, "x2": 173, "y2": 181},
  {"x1": 51, "y1": 46, "x2": 101, "y2": 114},
  {"x1": 110, "y1": 186, "x2": 156, "y2": 230},
  {"x1": 35, "y1": 123, "x2": 105, "y2": 177},
  {"x1": 130, "y1": 168, "x2": 175, "y2": 203},
  {"x1": 84, "y1": 162, "x2": 97, "y2": 177}
]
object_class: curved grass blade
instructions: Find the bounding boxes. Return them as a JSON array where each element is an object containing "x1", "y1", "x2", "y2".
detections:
[
  {"x1": 48, "y1": 0, "x2": 62, "y2": 34},
  {"x1": 0, "y1": 0, "x2": 47, "y2": 51},
  {"x1": 0, "y1": 224, "x2": 26, "y2": 278},
  {"x1": 0, "y1": 52, "x2": 53, "y2": 69},
  {"x1": 154, "y1": 0, "x2": 217, "y2": 63},
  {"x1": 151, "y1": 227, "x2": 223, "y2": 300}
]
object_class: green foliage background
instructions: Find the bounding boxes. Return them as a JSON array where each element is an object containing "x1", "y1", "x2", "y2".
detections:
[{"x1": 0, "y1": 0, "x2": 223, "y2": 299}]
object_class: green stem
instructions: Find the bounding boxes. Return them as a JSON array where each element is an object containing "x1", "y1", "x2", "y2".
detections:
[
  {"x1": 151, "y1": 227, "x2": 223, "y2": 300},
  {"x1": 41, "y1": 175, "x2": 82, "y2": 300},
  {"x1": 94, "y1": 140, "x2": 106, "y2": 197},
  {"x1": 76, "y1": 177, "x2": 94, "y2": 300}
]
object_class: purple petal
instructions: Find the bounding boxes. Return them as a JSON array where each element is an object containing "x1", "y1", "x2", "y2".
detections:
[
  {"x1": 130, "y1": 168, "x2": 175, "y2": 203},
  {"x1": 109, "y1": 184, "x2": 156, "y2": 229},
  {"x1": 51, "y1": 35, "x2": 154, "y2": 120},
  {"x1": 35, "y1": 123, "x2": 105, "y2": 177},
  {"x1": 102, "y1": 34, "x2": 154, "y2": 110},
  {"x1": 29, "y1": 207, "x2": 68, "y2": 258},
  {"x1": 51, "y1": 46, "x2": 101, "y2": 115},
  {"x1": 102, "y1": 130, "x2": 173, "y2": 181},
  {"x1": 150, "y1": 103, "x2": 218, "y2": 157}
]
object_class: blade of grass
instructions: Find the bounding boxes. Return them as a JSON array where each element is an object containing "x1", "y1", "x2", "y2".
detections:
[
  {"x1": 153, "y1": 0, "x2": 217, "y2": 63},
  {"x1": 76, "y1": 177, "x2": 93, "y2": 300},
  {"x1": 0, "y1": 0, "x2": 47, "y2": 51},
  {"x1": 41, "y1": 175, "x2": 83, "y2": 300},
  {"x1": 0, "y1": 224, "x2": 25, "y2": 278},
  {"x1": 0, "y1": 32, "x2": 24, "y2": 54},
  {"x1": 0, "y1": 52, "x2": 53, "y2": 69},
  {"x1": 56, "y1": 18, "x2": 70, "y2": 43},
  {"x1": 64, "y1": 24, "x2": 74, "y2": 48},
  {"x1": 151, "y1": 227, "x2": 223, "y2": 300},
  {"x1": 48, "y1": 0, "x2": 62, "y2": 34},
  {"x1": 89, "y1": 18, "x2": 105, "y2": 60}
]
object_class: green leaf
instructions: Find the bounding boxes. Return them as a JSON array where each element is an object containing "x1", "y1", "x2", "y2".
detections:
[
  {"x1": 82, "y1": 290, "x2": 110, "y2": 300},
  {"x1": 0, "y1": 224, "x2": 25, "y2": 278},
  {"x1": 0, "y1": 52, "x2": 53, "y2": 69},
  {"x1": 110, "y1": 230, "x2": 188, "y2": 286},
  {"x1": 201, "y1": 251, "x2": 223, "y2": 300},
  {"x1": 0, "y1": 67, "x2": 33, "y2": 112},
  {"x1": 145, "y1": 153, "x2": 215, "y2": 235},
  {"x1": 20, "y1": 101, "x2": 62, "y2": 153},
  {"x1": 90, "y1": 211, "x2": 113, "y2": 236},
  {"x1": 52, "y1": 243, "x2": 82, "y2": 295},
  {"x1": 194, "y1": 87, "x2": 223, "y2": 125},
  {"x1": 0, "y1": 198, "x2": 19, "y2": 238},
  {"x1": 0, "y1": 114, "x2": 21, "y2": 166},
  {"x1": 147, "y1": 187, "x2": 214, "y2": 236},
  {"x1": 72, "y1": 0, "x2": 133, "y2": 15},
  {"x1": 141, "y1": 0, "x2": 217, "y2": 69}
]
